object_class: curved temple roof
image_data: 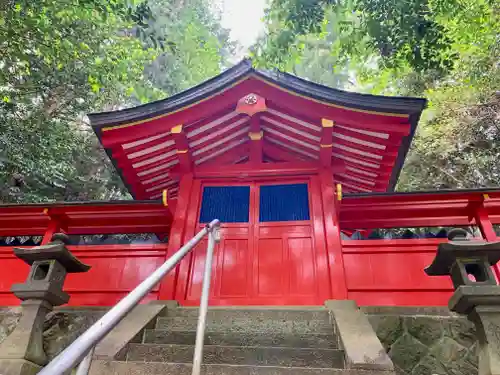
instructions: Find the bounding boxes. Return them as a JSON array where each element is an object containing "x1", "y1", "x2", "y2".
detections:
[{"x1": 89, "y1": 59, "x2": 427, "y2": 200}]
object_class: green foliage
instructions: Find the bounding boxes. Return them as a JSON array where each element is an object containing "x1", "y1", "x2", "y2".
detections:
[
  {"x1": 354, "y1": 0, "x2": 455, "y2": 73},
  {"x1": 2, "y1": 0, "x2": 497, "y2": 204},
  {"x1": 252, "y1": 5, "x2": 355, "y2": 88},
  {"x1": 0, "y1": 0, "x2": 232, "y2": 203},
  {"x1": 397, "y1": 0, "x2": 500, "y2": 190},
  {"x1": 256, "y1": 0, "x2": 500, "y2": 190},
  {"x1": 144, "y1": 0, "x2": 234, "y2": 95},
  {"x1": 255, "y1": 0, "x2": 456, "y2": 74},
  {"x1": 0, "y1": 0, "x2": 156, "y2": 202}
]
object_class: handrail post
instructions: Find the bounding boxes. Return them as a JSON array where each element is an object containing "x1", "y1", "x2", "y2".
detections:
[
  {"x1": 75, "y1": 346, "x2": 94, "y2": 375},
  {"x1": 192, "y1": 223, "x2": 220, "y2": 375}
]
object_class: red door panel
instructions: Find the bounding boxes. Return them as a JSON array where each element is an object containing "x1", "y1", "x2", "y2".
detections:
[
  {"x1": 288, "y1": 237, "x2": 316, "y2": 296},
  {"x1": 218, "y1": 239, "x2": 250, "y2": 298},
  {"x1": 256, "y1": 238, "x2": 284, "y2": 296},
  {"x1": 181, "y1": 178, "x2": 329, "y2": 306},
  {"x1": 185, "y1": 240, "x2": 208, "y2": 301}
]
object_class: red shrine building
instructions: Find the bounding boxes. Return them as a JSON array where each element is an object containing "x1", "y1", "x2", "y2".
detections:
[{"x1": 1, "y1": 60, "x2": 500, "y2": 307}]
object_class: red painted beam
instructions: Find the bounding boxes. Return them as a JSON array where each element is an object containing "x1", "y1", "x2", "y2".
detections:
[
  {"x1": 332, "y1": 126, "x2": 402, "y2": 151},
  {"x1": 67, "y1": 224, "x2": 170, "y2": 235},
  {"x1": 0, "y1": 217, "x2": 47, "y2": 226},
  {"x1": 334, "y1": 174, "x2": 378, "y2": 191},
  {"x1": 66, "y1": 217, "x2": 170, "y2": 230},
  {"x1": 262, "y1": 142, "x2": 305, "y2": 162},
  {"x1": 137, "y1": 168, "x2": 179, "y2": 188},
  {"x1": 259, "y1": 87, "x2": 410, "y2": 131},
  {"x1": 144, "y1": 182, "x2": 181, "y2": 197},
  {"x1": 249, "y1": 115, "x2": 263, "y2": 164},
  {"x1": 126, "y1": 155, "x2": 178, "y2": 176},
  {"x1": 121, "y1": 144, "x2": 177, "y2": 168},
  {"x1": 100, "y1": 76, "x2": 412, "y2": 149},
  {"x1": 0, "y1": 227, "x2": 48, "y2": 236},
  {"x1": 116, "y1": 170, "x2": 167, "y2": 199},
  {"x1": 201, "y1": 143, "x2": 250, "y2": 167},
  {"x1": 333, "y1": 146, "x2": 396, "y2": 167},
  {"x1": 264, "y1": 132, "x2": 319, "y2": 160},
  {"x1": 342, "y1": 201, "x2": 473, "y2": 214},
  {"x1": 261, "y1": 111, "x2": 321, "y2": 137},
  {"x1": 261, "y1": 118, "x2": 320, "y2": 147},
  {"x1": 192, "y1": 135, "x2": 248, "y2": 165},
  {"x1": 337, "y1": 193, "x2": 500, "y2": 230},
  {"x1": 320, "y1": 119, "x2": 334, "y2": 167},
  {"x1": 139, "y1": 178, "x2": 178, "y2": 194},
  {"x1": 332, "y1": 136, "x2": 398, "y2": 160},
  {"x1": 186, "y1": 106, "x2": 239, "y2": 132},
  {"x1": 194, "y1": 161, "x2": 319, "y2": 178},
  {"x1": 171, "y1": 125, "x2": 193, "y2": 172},
  {"x1": 340, "y1": 161, "x2": 393, "y2": 180},
  {"x1": 334, "y1": 176, "x2": 374, "y2": 192},
  {"x1": 340, "y1": 216, "x2": 474, "y2": 229},
  {"x1": 112, "y1": 137, "x2": 174, "y2": 163},
  {"x1": 186, "y1": 112, "x2": 248, "y2": 146},
  {"x1": 99, "y1": 80, "x2": 255, "y2": 148},
  {"x1": 332, "y1": 153, "x2": 392, "y2": 180}
]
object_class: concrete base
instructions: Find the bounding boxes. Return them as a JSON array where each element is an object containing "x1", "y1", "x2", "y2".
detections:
[
  {"x1": 469, "y1": 306, "x2": 500, "y2": 375},
  {"x1": 326, "y1": 300, "x2": 395, "y2": 372},
  {"x1": 0, "y1": 299, "x2": 52, "y2": 366},
  {"x1": 0, "y1": 359, "x2": 41, "y2": 375},
  {"x1": 449, "y1": 286, "x2": 500, "y2": 375}
]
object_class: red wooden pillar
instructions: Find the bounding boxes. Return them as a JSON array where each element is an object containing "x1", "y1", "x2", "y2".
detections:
[
  {"x1": 319, "y1": 169, "x2": 347, "y2": 299},
  {"x1": 476, "y1": 205, "x2": 496, "y2": 241},
  {"x1": 158, "y1": 172, "x2": 194, "y2": 300},
  {"x1": 171, "y1": 124, "x2": 193, "y2": 172},
  {"x1": 41, "y1": 210, "x2": 68, "y2": 244},
  {"x1": 174, "y1": 179, "x2": 203, "y2": 302},
  {"x1": 319, "y1": 119, "x2": 334, "y2": 167},
  {"x1": 473, "y1": 197, "x2": 500, "y2": 278}
]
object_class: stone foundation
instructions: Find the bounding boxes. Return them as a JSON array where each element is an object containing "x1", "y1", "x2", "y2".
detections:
[
  {"x1": 0, "y1": 305, "x2": 481, "y2": 375},
  {"x1": 363, "y1": 307, "x2": 478, "y2": 375},
  {"x1": 0, "y1": 307, "x2": 105, "y2": 361}
]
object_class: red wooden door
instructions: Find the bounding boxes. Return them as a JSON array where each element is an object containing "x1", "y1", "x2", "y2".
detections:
[{"x1": 182, "y1": 179, "x2": 331, "y2": 305}]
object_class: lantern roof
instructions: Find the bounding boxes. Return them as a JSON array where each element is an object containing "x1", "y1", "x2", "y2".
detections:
[{"x1": 89, "y1": 59, "x2": 427, "y2": 199}]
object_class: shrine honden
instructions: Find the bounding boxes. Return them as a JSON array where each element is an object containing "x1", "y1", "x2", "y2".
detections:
[{"x1": 1, "y1": 59, "x2": 500, "y2": 308}]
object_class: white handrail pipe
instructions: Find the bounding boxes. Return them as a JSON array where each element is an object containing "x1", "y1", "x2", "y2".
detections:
[
  {"x1": 38, "y1": 219, "x2": 220, "y2": 375},
  {"x1": 191, "y1": 227, "x2": 219, "y2": 375}
]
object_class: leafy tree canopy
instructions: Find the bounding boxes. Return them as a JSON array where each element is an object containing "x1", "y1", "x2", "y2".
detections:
[
  {"x1": 1, "y1": 0, "x2": 498, "y2": 203},
  {"x1": 0, "y1": 0, "x2": 232, "y2": 203},
  {"x1": 253, "y1": 0, "x2": 500, "y2": 190}
]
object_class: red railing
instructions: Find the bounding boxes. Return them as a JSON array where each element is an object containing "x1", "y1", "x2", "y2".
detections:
[
  {"x1": 0, "y1": 201, "x2": 173, "y2": 305},
  {"x1": 339, "y1": 189, "x2": 500, "y2": 305},
  {"x1": 1, "y1": 189, "x2": 500, "y2": 306}
]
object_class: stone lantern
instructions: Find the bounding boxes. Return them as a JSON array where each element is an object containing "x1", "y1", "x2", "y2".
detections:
[
  {"x1": 0, "y1": 233, "x2": 90, "y2": 375},
  {"x1": 425, "y1": 228, "x2": 500, "y2": 375}
]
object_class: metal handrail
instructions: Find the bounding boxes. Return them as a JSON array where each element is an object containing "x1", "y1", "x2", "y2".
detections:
[{"x1": 38, "y1": 219, "x2": 221, "y2": 375}]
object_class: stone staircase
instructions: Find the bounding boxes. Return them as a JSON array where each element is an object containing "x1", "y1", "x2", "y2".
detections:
[{"x1": 90, "y1": 306, "x2": 355, "y2": 374}]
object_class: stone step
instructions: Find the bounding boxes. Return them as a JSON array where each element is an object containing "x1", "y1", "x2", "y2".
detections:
[
  {"x1": 167, "y1": 307, "x2": 330, "y2": 321},
  {"x1": 143, "y1": 329, "x2": 339, "y2": 349},
  {"x1": 90, "y1": 360, "x2": 393, "y2": 375},
  {"x1": 156, "y1": 311, "x2": 333, "y2": 334},
  {"x1": 126, "y1": 343, "x2": 345, "y2": 369}
]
